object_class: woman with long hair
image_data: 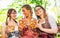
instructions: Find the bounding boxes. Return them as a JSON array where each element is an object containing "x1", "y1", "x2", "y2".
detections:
[
  {"x1": 18, "y1": 5, "x2": 38, "y2": 38},
  {"x1": 34, "y1": 5, "x2": 58, "y2": 38},
  {"x1": 2, "y1": 9, "x2": 18, "y2": 38}
]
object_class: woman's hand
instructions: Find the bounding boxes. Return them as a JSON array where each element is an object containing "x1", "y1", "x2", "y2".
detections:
[
  {"x1": 37, "y1": 22, "x2": 58, "y2": 34},
  {"x1": 18, "y1": 25, "x2": 23, "y2": 31},
  {"x1": 37, "y1": 23, "x2": 43, "y2": 30},
  {"x1": 37, "y1": 19, "x2": 45, "y2": 30},
  {"x1": 6, "y1": 26, "x2": 15, "y2": 33},
  {"x1": 6, "y1": 29, "x2": 10, "y2": 33}
]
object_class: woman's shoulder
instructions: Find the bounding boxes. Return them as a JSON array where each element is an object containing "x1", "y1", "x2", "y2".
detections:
[
  {"x1": 32, "y1": 18, "x2": 37, "y2": 21},
  {"x1": 47, "y1": 15, "x2": 58, "y2": 29}
]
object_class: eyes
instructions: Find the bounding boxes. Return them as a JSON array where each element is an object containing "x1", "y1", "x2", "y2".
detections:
[
  {"x1": 35, "y1": 8, "x2": 40, "y2": 12},
  {"x1": 11, "y1": 12, "x2": 17, "y2": 14},
  {"x1": 11, "y1": 10, "x2": 17, "y2": 14}
]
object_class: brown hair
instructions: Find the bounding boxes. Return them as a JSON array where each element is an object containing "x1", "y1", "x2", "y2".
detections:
[
  {"x1": 34, "y1": 5, "x2": 48, "y2": 20},
  {"x1": 22, "y1": 4, "x2": 33, "y2": 16},
  {"x1": 6, "y1": 8, "x2": 16, "y2": 25}
]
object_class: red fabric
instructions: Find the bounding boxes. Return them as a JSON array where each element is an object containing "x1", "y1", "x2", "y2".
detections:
[{"x1": 22, "y1": 27, "x2": 38, "y2": 38}]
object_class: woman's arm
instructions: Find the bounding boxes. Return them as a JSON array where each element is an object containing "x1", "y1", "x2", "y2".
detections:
[
  {"x1": 38, "y1": 24, "x2": 58, "y2": 34},
  {"x1": 38, "y1": 16, "x2": 58, "y2": 34},
  {"x1": 2, "y1": 23, "x2": 8, "y2": 38},
  {"x1": 2, "y1": 27, "x2": 6, "y2": 38}
]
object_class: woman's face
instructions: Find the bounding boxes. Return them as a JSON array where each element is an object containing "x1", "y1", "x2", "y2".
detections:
[
  {"x1": 10, "y1": 10, "x2": 17, "y2": 20},
  {"x1": 35, "y1": 7, "x2": 44, "y2": 16},
  {"x1": 22, "y1": 7, "x2": 31, "y2": 17}
]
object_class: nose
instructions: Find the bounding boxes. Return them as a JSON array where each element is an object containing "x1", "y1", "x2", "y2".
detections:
[
  {"x1": 37, "y1": 11, "x2": 39, "y2": 13},
  {"x1": 14, "y1": 14, "x2": 16, "y2": 17}
]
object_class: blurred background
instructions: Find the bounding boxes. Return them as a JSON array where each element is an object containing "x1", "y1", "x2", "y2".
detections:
[{"x1": 0, "y1": 0, "x2": 60, "y2": 38}]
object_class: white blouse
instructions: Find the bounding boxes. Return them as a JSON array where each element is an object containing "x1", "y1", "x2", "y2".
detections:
[{"x1": 48, "y1": 14, "x2": 58, "y2": 29}]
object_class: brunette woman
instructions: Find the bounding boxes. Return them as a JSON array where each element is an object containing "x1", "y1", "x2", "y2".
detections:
[
  {"x1": 2, "y1": 9, "x2": 18, "y2": 38},
  {"x1": 34, "y1": 5, "x2": 58, "y2": 38}
]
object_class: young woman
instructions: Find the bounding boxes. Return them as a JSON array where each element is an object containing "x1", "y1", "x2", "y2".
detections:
[
  {"x1": 2, "y1": 9, "x2": 18, "y2": 38},
  {"x1": 18, "y1": 5, "x2": 38, "y2": 38},
  {"x1": 34, "y1": 5, "x2": 58, "y2": 38}
]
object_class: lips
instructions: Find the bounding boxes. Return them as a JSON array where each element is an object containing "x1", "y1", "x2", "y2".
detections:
[
  {"x1": 14, "y1": 15, "x2": 16, "y2": 18},
  {"x1": 38, "y1": 12, "x2": 42, "y2": 15}
]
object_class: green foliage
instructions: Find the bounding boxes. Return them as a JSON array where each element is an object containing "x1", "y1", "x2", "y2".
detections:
[
  {"x1": 58, "y1": 16, "x2": 60, "y2": 18},
  {"x1": 0, "y1": 0, "x2": 59, "y2": 24},
  {"x1": 0, "y1": 0, "x2": 60, "y2": 37},
  {"x1": 31, "y1": 0, "x2": 43, "y2": 5}
]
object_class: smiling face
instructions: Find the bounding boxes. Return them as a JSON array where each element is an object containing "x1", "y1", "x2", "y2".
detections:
[
  {"x1": 22, "y1": 7, "x2": 31, "y2": 18},
  {"x1": 35, "y1": 7, "x2": 44, "y2": 16},
  {"x1": 10, "y1": 10, "x2": 17, "y2": 20}
]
